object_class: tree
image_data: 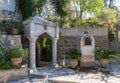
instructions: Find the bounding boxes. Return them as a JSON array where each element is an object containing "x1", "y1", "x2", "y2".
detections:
[
  {"x1": 17, "y1": 0, "x2": 33, "y2": 19},
  {"x1": 71, "y1": 0, "x2": 104, "y2": 19}
]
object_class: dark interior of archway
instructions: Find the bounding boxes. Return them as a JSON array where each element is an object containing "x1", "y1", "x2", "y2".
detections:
[{"x1": 36, "y1": 35, "x2": 52, "y2": 67}]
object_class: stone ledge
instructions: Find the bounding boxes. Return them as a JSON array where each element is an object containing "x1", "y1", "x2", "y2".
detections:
[{"x1": 0, "y1": 68, "x2": 28, "y2": 82}]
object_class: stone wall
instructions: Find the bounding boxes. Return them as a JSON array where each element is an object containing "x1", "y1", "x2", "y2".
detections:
[
  {"x1": 0, "y1": 35, "x2": 22, "y2": 48},
  {"x1": 58, "y1": 36, "x2": 80, "y2": 52},
  {"x1": 58, "y1": 27, "x2": 108, "y2": 52}
]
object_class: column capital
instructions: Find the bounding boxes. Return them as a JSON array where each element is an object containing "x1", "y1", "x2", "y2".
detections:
[
  {"x1": 28, "y1": 37, "x2": 38, "y2": 42},
  {"x1": 52, "y1": 37, "x2": 58, "y2": 41}
]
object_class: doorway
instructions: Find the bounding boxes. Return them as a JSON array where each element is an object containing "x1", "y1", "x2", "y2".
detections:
[{"x1": 36, "y1": 33, "x2": 52, "y2": 67}]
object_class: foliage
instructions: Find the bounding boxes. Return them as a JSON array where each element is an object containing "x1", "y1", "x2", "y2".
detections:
[
  {"x1": 0, "y1": 56, "x2": 12, "y2": 70},
  {"x1": 0, "y1": 46, "x2": 12, "y2": 70},
  {"x1": 33, "y1": 0, "x2": 47, "y2": 13},
  {"x1": 67, "y1": 49, "x2": 81, "y2": 59},
  {"x1": 108, "y1": 28, "x2": 115, "y2": 41},
  {"x1": 51, "y1": 0, "x2": 69, "y2": 18},
  {"x1": 72, "y1": 0, "x2": 104, "y2": 19},
  {"x1": 59, "y1": 49, "x2": 66, "y2": 55},
  {"x1": 98, "y1": 8, "x2": 117, "y2": 23},
  {"x1": 95, "y1": 49, "x2": 118, "y2": 60},
  {"x1": 41, "y1": 38, "x2": 52, "y2": 61},
  {"x1": 0, "y1": 20, "x2": 23, "y2": 32},
  {"x1": 17, "y1": 0, "x2": 33, "y2": 19},
  {"x1": 59, "y1": 49, "x2": 66, "y2": 58},
  {"x1": 7, "y1": 47, "x2": 28, "y2": 58}
]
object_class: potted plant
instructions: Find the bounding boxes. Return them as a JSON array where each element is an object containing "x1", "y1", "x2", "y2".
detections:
[
  {"x1": 95, "y1": 49, "x2": 117, "y2": 67},
  {"x1": 59, "y1": 49, "x2": 66, "y2": 66},
  {"x1": 67, "y1": 49, "x2": 81, "y2": 68},
  {"x1": 0, "y1": 20, "x2": 22, "y2": 35},
  {"x1": 7, "y1": 47, "x2": 27, "y2": 66}
]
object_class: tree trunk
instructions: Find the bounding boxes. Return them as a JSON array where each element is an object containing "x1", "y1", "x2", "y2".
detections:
[{"x1": 80, "y1": 9, "x2": 83, "y2": 19}]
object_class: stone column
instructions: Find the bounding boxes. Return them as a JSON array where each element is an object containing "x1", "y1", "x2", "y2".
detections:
[
  {"x1": 52, "y1": 38, "x2": 58, "y2": 66},
  {"x1": 28, "y1": 37, "x2": 37, "y2": 73}
]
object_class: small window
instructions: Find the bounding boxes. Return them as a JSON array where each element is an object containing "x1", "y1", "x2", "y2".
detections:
[{"x1": 84, "y1": 37, "x2": 91, "y2": 45}]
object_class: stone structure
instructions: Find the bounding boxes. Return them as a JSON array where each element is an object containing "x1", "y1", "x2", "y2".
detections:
[
  {"x1": 58, "y1": 27, "x2": 108, "y2": 66},
  {"x1": 81, "y1": 32, "x2": 95, "y2": 67},
  {"x1": 58, "y1": 27, "x2": 108, "y2": 51},
  {"x1": 23, "y1": 14, "x2": 59, "y2": 73},
  {"x1": 0, "y1": 0, "x2": 21, "y2": 21}
]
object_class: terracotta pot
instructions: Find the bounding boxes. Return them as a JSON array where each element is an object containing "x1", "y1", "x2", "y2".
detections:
[
  {"x1": 100, "y1": 59, "x2": 109, "y2": 67},
  {"x1": 11, "y1": 58, "x2": 22, "y2": 65},
  {"x1": 59, "y1": 58, "x2": 65, "y2": 66},
  {"x1": 70, "y1": 59, "x2": 78, "y2": 68},
  {"x1": 10, "y1": 28, "x2": 19, "y2": 35}
]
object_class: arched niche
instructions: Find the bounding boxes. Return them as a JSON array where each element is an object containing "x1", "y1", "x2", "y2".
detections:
[
  {"x1": 81, "y1": 33, "x2": 95, "y2": 67},
  {"x1": 36, "y1": 32, "x2": 52, "y2": 67},
  {"x1": 23, "y1": 14, "x2": 59, "y2": 73}
]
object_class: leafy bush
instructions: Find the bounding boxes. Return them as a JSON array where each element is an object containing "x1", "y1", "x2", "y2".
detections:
[
  {"x1": 0, "y1": 56, "x2": 12, "y2": 70},
  {"x1": 67, "y1": 49, "x2": 81, "y2": 59},
  {"x1": 95, "y1": 49, "x2": 118, "y2": 60},
  {"x1": 7, "y1": 47, "x2": 27, "y2": 58},
  {"x1": 0, "y1": 46, "x2": 12, "y2": 70}
]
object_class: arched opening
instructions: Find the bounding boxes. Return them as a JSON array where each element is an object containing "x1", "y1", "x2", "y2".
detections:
[
  {"x1": 84, "y1": 37, "x2": 92, "y2": 45},
  {"x1": 36, "y1": 33, "x2": 52, "y2": 67}
]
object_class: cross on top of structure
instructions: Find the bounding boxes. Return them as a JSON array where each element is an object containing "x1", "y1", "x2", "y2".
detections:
[{"x1": 36, "y1": 8, "x2": 39, "y2": 15}]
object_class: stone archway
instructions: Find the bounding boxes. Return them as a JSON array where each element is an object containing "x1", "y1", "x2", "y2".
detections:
[{"x1": 23, "y1": 14, "x2": 59, "y2": 73}]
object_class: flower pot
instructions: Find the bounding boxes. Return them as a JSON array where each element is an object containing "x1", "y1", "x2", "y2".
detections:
[
  {"x1": 59, "y1": 58, "x2": 65, "y2": 66},
  {"x1": 100, "y1": 59, "x2": 109, "y2": 67},
  {"x1": 70, "y1": 59, "x2": 78, "y2": 68},
  {"x1": 11, "y1": 57, "x2": 22, "y2": 65},
  {"x1": 10, "y1": 28, "x2": 19, "y2": 35}
]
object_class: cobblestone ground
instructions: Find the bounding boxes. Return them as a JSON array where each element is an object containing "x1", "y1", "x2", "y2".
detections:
[{"x1": 9, "y1": 61, "x2": 120, "y2": 83}]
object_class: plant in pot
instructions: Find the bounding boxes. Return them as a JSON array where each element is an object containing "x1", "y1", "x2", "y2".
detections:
[
  {"x1": 7, "y1": 47, "x2": 27, "y2": 67},
  {"x1": 95, "y1": 49, "x2": 118, "y2": 67},
  {"x1": 6, "y1": 20, "x2": 23, "y2": 35},
  {"x1": 59, "y1": 49, "x2": 66, "y2": 66},
  {"x1": 0, "y1": 20, "x2": 23, "y2": 35},
  {"x1": 67, "y1": 49, "x2": 81, "y2": 68}
]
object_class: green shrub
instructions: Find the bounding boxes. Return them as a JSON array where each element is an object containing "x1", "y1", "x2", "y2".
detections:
[
  {"x1": 95, "y1": 49, "x2": 118, "y2": 60},
  {"x1": 67, "y1": 49, "x2": 81, "y2": 59},
  {"x1": 0, "y1": 46, "x2": 12, "y2": 70},
  {"x1": 0, "y1": 56, "x2": 12, "y2": 70},
  {"x1": 7, "y1": 47, "x2": 27, "y2": 58}
]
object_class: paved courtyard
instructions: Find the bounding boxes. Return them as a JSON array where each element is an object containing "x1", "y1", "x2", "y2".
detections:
[{"x1": 8, "y1": 60, "x2": 120, "y2": 83}]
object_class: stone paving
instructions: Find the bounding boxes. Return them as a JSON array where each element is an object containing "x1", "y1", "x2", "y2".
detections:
[{"x1": 8, "y1": 61, "x2": 120, "y2": 83}]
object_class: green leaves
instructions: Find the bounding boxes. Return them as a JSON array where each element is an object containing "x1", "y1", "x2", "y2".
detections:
[
  {"x1": 7, "y1": 47, "x2": 27, "y2": 58},
  {"x1": 95, "y1": 49, "x2": 118, "y2": 60},
  {"x1": 67, "y1": 49, "x2": 81, "y2": 59},
  {"x1": 0, "y1": 46, "x2": 12, "y2": 70},
  {"x1": 51, "y1": 0, "x2": 69, "y2": 17}
]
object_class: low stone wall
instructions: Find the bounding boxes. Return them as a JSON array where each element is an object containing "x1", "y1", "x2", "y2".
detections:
[
  {"x1": 58, "y1": 27, "x2": 108, "y2": 52},
  {"x1": 0, "y1": 68, "x2": 28, "y2": 82}
]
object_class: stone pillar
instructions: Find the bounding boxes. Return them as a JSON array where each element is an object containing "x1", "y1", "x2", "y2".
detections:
[
  {"x1": 52, "y1": 38, "x2": 58, "y2": 66},
  {"x1": 28, "y1": 37, "x2": 37, "y2": 73}
]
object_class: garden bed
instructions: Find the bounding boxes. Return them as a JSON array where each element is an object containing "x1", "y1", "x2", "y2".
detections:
[{"x1": 0, "y1": 67, "x2": 28, "y2": 82}]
